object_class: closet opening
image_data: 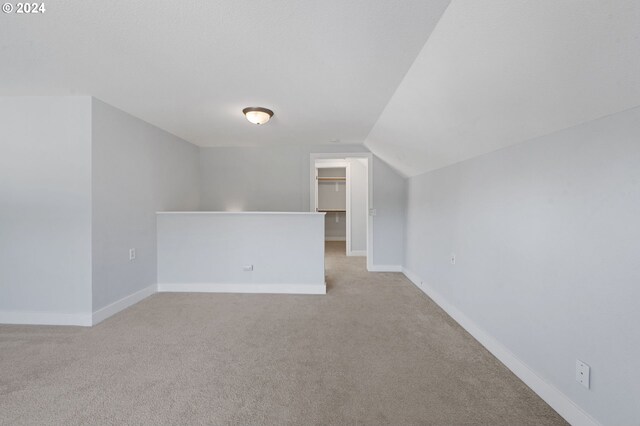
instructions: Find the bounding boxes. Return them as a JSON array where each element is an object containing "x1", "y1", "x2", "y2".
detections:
[{"x1": 310, "y1": 154, "x2": 371, "y2": 265}]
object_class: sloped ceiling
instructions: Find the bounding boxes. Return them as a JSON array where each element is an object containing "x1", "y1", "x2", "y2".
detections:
[
  {"x1": 0, "y1": 0, "x2": 450, "y2": 147},
  {"x1": 365, "y1": 0, "x2": 640, "y2": 177},
  {"x1": 2, "y1": 1, "x2": 638, "y2": 173}
]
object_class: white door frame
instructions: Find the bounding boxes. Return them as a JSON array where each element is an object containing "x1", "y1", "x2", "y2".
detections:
[
  {"x1": 345, "y1": 157, "x2": 367, "y2": 257},
  {"x1": 345, "y1": 162, "x2": 352, "y2": 254},
  {"x1": 310, "y1": 152, "x2": 373, "y2": 271}
]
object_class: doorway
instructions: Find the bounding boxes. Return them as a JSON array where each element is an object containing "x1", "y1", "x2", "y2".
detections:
[
  {"x1": 310, "y1": 153, "x2": 372, "y2": 266},
  {"x1": 316, "y1": 163, "x2": 347, "y2": 245}
]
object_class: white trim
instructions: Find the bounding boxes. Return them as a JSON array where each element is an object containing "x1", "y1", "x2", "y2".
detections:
[
  {"x1": 402, "y1": 267, "x2": 600, "y2": 426},
  {"x1": 0, "y1": 284, "x2": 159, "y2": 327},
  {"x1": 325, "y1": 236, "x2": 346, "y2": 241},
  {"x1": 367, "y1": 264, "x2": 403, "y2": 272},
  {"x1": 92, "y1": 284, "x2": 157, "y2": 325},
  {"x1": 310, "y1": 152, "x2": 374, "y2": 271},
  {"x1": 314, "y1": 165, "x2": 319, "y2": 213},
  {"x1": 0, "y1": 311, "x2": 92, "y2": 327},
  {"x1": 157, "y1": 211, "x2": 324, "y2": 215},
  {"x1": 1, "y1": 279, "x2": 326, "y2": 327},
  {"x1": 347, "y1": 250, "x2": 367, "y2": 257},
  {"x1": 158, "y1": 282, "x2": 327, "y2": 295},
  {"x1": 315, "y1": 159, "x2": 350, "y2": 168},
  {"x1": 346, "y1": 162, "x2": 352, "y2": 255}
]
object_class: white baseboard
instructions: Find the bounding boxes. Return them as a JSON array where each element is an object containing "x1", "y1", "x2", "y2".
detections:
[
  {"x1": 402, "y1": 267, "x2": 599, "y2": 426},
  {"x1": 347, "y1": 250, "x2": 367, "y2": 257},
  {"x1": 368, "y1": 264, "x2": 403, "y2": 272},
  {"x1": 92, "y1": 284, "x2": 157, "y2": 326},
  {"x1": 325, "y1": 236, "x2": 346, "y2": 241},
  {"x1": 0, "y1": 311, "x2": 92, "y2": 327},
  {"x1": 0, "y1": 280, "x2": 324, "y2": 327},
  {"x1": 0, "y1": 285, "x2": 157, "y2": 327},
  {"x1": 157, "y1": 282, "x2": 326, "y2": 295}
]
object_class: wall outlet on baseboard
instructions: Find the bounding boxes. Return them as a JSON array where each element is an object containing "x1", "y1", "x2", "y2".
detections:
[
  {"x1": 576, "y1": 360, "x2": 590, "y2": 389},
  {"x1": 242, "y1": 265, "x2": 254, "y2": 271},
  {"x1": 129, "y1": 248, "x2": 136, "y2": 261}
]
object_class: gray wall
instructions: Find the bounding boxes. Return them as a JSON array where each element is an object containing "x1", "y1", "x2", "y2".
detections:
[
  {"x1": 404, "y1": 107, "x2": 640, "y2": 425},
  {"x1": 0, "y1": 97, "x2": 403, "y2": 323},
  {"x1": 199, "y1": 145, "x2": 405, "y2": 267},
  {"x1": 157, "y1": 213, "x2": 325, "y2": 290},
  {"x1": 349, "y1": 159, "x2": 367, "y2": 252},
  {"x1": 0, "y1": 97, "x2": 92, "y2": 317},
  {"x1": 372, "y1": 156, "x2": 405, "y2": 266},
  {"x1": 91, "y1": 99, "x2": 200, "y2": 311},
  {"x1": 199, "y1": 144, "x2": 368, "y2": 212}
]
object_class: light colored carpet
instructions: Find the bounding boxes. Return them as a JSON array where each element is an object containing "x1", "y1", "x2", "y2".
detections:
[{"x1": 0, "y1": 242, "x2": 566, "y2": 425}]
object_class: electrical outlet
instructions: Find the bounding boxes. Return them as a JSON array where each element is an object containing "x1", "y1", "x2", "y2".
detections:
[
  {"x1": 242, "y1": 265, "x2": 254, "y2": 271},
  {"x1": 576, "y1": 360, "x2": 590, "y2": 389},
  {"x1": 450, "y1": 254, "x2": 456, "y2": 264},
  {"x1": 129, "y1": 248, "x2": 136, "y2": 261}
]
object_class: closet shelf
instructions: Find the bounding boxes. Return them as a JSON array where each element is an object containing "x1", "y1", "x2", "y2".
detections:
[
  {"x1": 317, "y1": 177, "x2": 346, "y2": 181},
  {"x1": 317, "y1": 209, "x2": 346, "y2": 213}
]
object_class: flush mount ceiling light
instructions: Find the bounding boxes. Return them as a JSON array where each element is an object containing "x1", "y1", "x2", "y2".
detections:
[{"x1": 242, "y1": 107, "x2": 274, "y2": 125}]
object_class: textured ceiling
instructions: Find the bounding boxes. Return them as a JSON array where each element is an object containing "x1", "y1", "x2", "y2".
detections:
[
  {"x1": 0, "y1": 0, "x2": 450, "y2": 147},
  {"x1": 365, "y1": 0, "x2": 640, "y2": 176},
  {"x1": 3, "y1": 1, "x2": 638, "y2": 175}
]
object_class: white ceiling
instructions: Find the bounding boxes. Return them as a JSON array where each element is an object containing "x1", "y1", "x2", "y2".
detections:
[
  {"x1": 3, "y1": 1, "x2": 639, "y2": 176},
  {"x1": 365, "y1": 0, "x2": 640, "y2": 176},
  {"x1": 0, "y1": 0, "x2": 450, "y2": 147}
]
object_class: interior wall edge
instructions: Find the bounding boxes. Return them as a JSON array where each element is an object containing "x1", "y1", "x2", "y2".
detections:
[{"x1": 91, "y1": 284, "x2": 157, "y2": 326}]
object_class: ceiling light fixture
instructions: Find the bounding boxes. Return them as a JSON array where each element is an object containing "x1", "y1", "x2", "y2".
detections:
[{"x1": 242, "y1": 107, "x2": 274, "y2": 125}]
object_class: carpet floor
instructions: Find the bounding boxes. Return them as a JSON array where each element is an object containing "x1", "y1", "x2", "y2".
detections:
[{"x1": 0, "y1": 242, "x2": 566, "y2": 425}]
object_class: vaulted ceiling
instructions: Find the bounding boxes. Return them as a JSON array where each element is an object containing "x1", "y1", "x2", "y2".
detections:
[
  {"x1": 0, "y1": 0, "x2": 449, "y2": 147},
  {"x1": 2, "y1": 1, "x2": 639, "y2": 177},
  {"x1": 365, "y1": 0, "x2": 640, "y2": 176}
]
